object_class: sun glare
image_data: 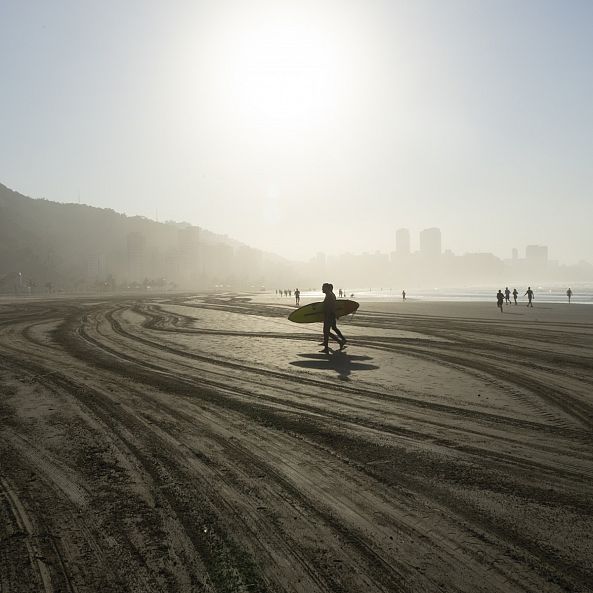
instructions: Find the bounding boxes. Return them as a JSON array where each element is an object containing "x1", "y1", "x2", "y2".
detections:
[{"x1": 222, "y1": 22, "x2": 343, "y2": 132}]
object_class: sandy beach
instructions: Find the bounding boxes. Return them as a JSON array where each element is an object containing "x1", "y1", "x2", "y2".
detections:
[{"x1": 1, "y1": 292, "x2": 592, "y2": 593}]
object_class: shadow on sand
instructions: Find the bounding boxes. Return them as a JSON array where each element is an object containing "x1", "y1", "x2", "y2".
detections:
[{"x1": 290, "y1": 351, "x2": 379, "y2": 381}]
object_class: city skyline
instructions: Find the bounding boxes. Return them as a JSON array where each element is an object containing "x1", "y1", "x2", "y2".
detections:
[
  {"x1": 2, "y1": 179, "x2": 586, "y2": 270},
  {"x1": 2, "y1": 1, "x2": 593, "y2": 265},
  {"x1": 4, "y1": 182, "x2": 590, "y2": 297},
  {"x1": 393, "y1": 226, "x2": 556, "y2": 264}
]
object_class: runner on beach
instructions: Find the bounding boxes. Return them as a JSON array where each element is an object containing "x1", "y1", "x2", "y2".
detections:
[
  {"x1": 524, "y1": 286, "x2": 534, "y2": 307},
  {"x1": 321, "y1": 283, "x2": 346, "y2": 354},
  {"x1": 512, "y1": 288, "x2": 518, "y2": 304},
  {"x1": 402, "y1": 290, "x2": 406, "y2": 301},
  {"x1": 504, "y1": 287, "x2": 511, "y2": 304},
  {"x1": 567, "y1": 287, "x2": 573, "y2": 304},
  {"x1": 497, "y1": 290, "x2": 504, "y2": 313}
]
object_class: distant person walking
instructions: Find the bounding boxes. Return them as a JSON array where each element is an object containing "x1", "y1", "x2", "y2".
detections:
[
  {"x1": 294, "y1": 288, "x2": 300, "y2": 306},
  {"x1": 402, "y1": 290, "x2": 406, "y2": 301},
  {"x1": 504, "y1": 287, "x2": 511, "y2": 305},
  {"x1": 524, "y1": 286, "x2": 534, "y2": 307},
  {"x1": 496, "y1": 290, "x2": 504, "y2": 313},
  {"x1": 321, "y1": 282, "x2": 346, "y2": 354},
  {"x1": 512, "y1": 288, "x2": 518, "y2": 305},
  {"x1": 567, "y1": 287, "x2": 573, "y2": 304}
]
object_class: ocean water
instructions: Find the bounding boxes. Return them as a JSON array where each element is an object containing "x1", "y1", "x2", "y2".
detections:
[{"x1": 299, "y1": 285, "x2": 593, "y2": 304}]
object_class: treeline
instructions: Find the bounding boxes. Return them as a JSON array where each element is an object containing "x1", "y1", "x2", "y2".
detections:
[{"x1": 0, "y1": 183, "x2": 275, "y2": 294}]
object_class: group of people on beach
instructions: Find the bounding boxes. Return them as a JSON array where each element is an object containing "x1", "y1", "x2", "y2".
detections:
[
  {"x1": 495, "y1": 287, "x2": 525, "y2": 311},
  {"x1": 282, "y1": 283, "x2": 577, "y2": 352},
  {"x1": 496, "y1": 286, "x2": 574, "y2": 312},
  {"x1": 277, "y1": 287, "x2": 355, "y2": 308},
  {"x1": 276, "y1": 288, "x2": 301, "y2": 305},
  {"x1": 276, "y1": 288, "x2": 293, "y2": 298}
]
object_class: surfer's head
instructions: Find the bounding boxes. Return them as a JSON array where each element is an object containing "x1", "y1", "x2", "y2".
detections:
[{"x1": 322, "y1": 283, "x2": 333, "y2": 294}]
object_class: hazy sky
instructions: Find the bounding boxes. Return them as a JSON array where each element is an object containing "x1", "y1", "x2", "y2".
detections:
[{"x1": 1, "y1": 0, "x2": 592, "y2": 263}]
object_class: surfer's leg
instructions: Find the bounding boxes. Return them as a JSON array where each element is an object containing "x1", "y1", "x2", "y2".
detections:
[
  {"x1": 322, "y1": 318, "x2": 331, "y2": 347},
  {"x1": 331, "y1": 320, "x2": 345, "y2": 342},
  {"x1": 333, "y1": 323, "x2": 347, "y2": 350}
]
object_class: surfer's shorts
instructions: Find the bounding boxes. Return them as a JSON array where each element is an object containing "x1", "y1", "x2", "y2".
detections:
[{"x1": 324, "y1": 313, "x2": 337, "y2": 326}]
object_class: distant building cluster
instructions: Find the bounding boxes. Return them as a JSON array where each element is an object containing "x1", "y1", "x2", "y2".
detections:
[
  {"x1": 304, "y1": 227, "x2": 588, "y2": 290},
  {"x1": 396, "y1": 227, "x2": 443, "y2": 258},
  {"x1": 113, "y1": 227, "x2": 266, "y2": 289}
]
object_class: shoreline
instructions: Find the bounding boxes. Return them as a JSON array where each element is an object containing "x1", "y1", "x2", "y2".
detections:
[{"x1": 258, "y1": 293, "x2": 593, "y2": 323}]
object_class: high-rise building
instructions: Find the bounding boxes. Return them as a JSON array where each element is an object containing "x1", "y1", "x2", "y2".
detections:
[
  {"x1": 512, "y1": 247, "x2": 518, "y2": 260},
  {"x1": 395, "y1": 228, "x2": 410, "y2": 255},
  {"x1": 419, "y1": 227, "x2": 442, "y2": 257},
  {"x1": 86, "y1": 254, "x2": 105, "y2": 280},
  {"x1": 127, "y1": 232, "x2": 147, "y2": 280},
  {"x1": 178, "y1": 226, "x2": 200, "y2": 256},
  {"x1": 234, "y1": 246, "x2": 261, "y2": 279},
  {"x1": 314, "y1": 252, "x2": 326, "y2": 267},
  {"x1": 178, "y1": 226, "x2": 201, "y2": 282},
  {"x1": 525, "y1": 245, "x2": 548, "y2": 263}
]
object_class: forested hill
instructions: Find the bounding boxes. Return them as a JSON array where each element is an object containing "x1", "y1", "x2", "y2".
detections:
[{"x1": 0, "y1": 182, "x2": 269, "y2": 293}]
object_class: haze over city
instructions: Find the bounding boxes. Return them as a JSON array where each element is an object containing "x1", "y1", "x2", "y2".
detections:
[{"x1": 2, "y1": 0, "x2": 593, "y2": 264}]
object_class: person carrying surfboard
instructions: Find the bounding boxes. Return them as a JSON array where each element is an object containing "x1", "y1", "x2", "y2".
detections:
[{"x1": 321, "y1": 282, "x2": 346, "y2": 354}]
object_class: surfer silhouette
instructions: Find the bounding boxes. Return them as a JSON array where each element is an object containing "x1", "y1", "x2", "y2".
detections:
[
  {"x1": 567, "y1": 287, "x2": 572, "y2": 303},
  {"x1": 321, "y1": 283, "x2": 346, "y2": 354}
]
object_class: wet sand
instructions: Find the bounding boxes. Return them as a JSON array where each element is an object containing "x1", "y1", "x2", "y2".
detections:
[{"x1": 1, "y1": 293, "x2": 592, "y2": 593}]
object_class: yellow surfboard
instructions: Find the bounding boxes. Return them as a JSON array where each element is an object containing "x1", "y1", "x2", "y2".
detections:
[{"x1": 288, "y1": 299, "x2": 359, "y2": 323}]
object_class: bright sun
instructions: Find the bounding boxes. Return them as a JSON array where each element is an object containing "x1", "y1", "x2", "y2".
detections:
[{"x1": 221, "y1": 20, "x2": 344, "y2": 132}]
